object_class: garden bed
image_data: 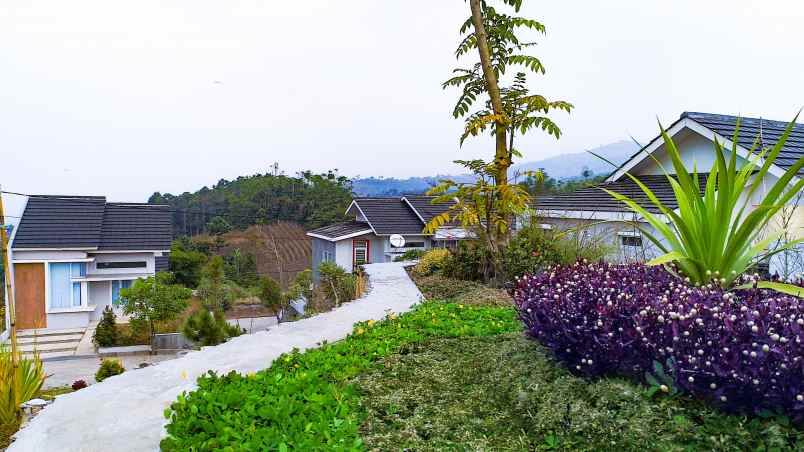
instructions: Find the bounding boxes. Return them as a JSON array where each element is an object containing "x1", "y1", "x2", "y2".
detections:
[{"x1": 161, "y1": 299, "x2": 804, "y2": 450}]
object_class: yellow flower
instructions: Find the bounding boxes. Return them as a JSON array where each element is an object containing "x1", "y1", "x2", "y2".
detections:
[
  {"x1": 180, "y1": 370, "x2": 188, "y2": 380},
  {"x1": 356, "y1": 327, "x2": 365, "y2": 335},
  {"x1": 367, "y1": 319, "x2": 376, "y2": 327},
  {"x1": 458, "y1": 304, "x2": 464, "y2": 309}
]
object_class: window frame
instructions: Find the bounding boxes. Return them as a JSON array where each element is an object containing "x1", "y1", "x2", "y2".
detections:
[{"x1": 353, "y1": 239, "x2": 370, "y2": 267}]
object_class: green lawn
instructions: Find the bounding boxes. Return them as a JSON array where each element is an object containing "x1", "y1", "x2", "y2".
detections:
[{"x1": 357, "y1": 332, "x2": 803, "y2": 451}]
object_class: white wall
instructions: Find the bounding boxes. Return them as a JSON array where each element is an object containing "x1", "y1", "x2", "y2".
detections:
[
  {"x1": 335, "y1": 240, "x2": 354, "y2": 273},
  {"x1": 89, "y1": 281, "x2": 112, "y2": 320},
  {"x1": 89, "y1": 252, "x2": 155, "y2": 275},
  {"x1": 12, "y1": 250, "x2": 89, "y2": 261},
  {"x1": 630, "y1": 129, "x2": 747, "y2": 176},
  {"x1": 46, "y1": 311, "x2": 92, "y2": 330}
]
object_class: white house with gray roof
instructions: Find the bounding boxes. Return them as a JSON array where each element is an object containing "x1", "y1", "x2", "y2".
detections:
[
  {"x1": 6, "y1": 195, "x2": 172, "y2": 332},
  {"x1": 533, "y1": 111, "x2": 803, "y2": 278},
  {"x1": 306, "y1": 196, "x2": 468, "y2": 279}
]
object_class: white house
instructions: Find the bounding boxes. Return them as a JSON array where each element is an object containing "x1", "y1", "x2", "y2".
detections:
[
  {"x1": 306, "y1": 195, "x2": 468, "y2": 279},
  {"x1": 6, "y1": 195, "x2": 172, "y2": 332},
  {"x1": 534, "y1": 111, "x2": 803, "y2": 278}
]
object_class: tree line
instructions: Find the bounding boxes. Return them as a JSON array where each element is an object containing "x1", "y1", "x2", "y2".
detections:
[{"x1": 148, "y1": 169, "x2": 353, "y2": 236}]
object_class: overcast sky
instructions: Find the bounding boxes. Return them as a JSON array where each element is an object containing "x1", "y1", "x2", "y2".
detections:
[{"x1": 1, "y1": 0, "x2": 803, "y2": 204}]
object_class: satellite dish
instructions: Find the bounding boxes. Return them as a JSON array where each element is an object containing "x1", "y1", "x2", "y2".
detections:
[{"x1": 389, "y1": 234, "x2": 406, "y2": 248}]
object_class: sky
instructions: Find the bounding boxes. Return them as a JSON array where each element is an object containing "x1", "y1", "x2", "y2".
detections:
[{"x1": 1, "y1": 0, "x2": 803, "y2": 205}]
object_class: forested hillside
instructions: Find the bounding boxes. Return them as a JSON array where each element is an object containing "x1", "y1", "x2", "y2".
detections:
[{"x1": 149, "y1": 170, "x2": 353, "y2": 236}]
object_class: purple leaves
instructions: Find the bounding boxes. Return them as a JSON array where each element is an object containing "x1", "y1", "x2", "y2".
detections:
[{"x1": 513, "y1": 261, "x2": 804, "y2": 419}]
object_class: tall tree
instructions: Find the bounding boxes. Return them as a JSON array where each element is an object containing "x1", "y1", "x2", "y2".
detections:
[{"x1": 427, "y1": 0, "x2": 572, "y2": 283}]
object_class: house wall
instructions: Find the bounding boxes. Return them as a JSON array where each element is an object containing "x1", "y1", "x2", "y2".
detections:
[
  {"x1": 536, "y1": 216, "x2": 664, "y2": 264},
  {"x1": 311, "y1": 237, "x2": 336, "y2": 281},
  {"x1": 631, "y1": 130, "x2": 748, "y2": 176},
  {"x1": 89, "y1": 252, "x2": 155, "y2": 275},
  {"x1": 335, "y1": 240, "x2": 355, "y2": 273},
  {"x1": 89, "y1": 281, "x2": 112, "y2": 321},
  {"x1": 10, "y1": 249, "x2": 156, "y2": 330}
]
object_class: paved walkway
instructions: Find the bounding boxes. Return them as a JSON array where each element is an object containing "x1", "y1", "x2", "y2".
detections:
[{"x1": 9, "y1": 262, "x2": 423, "y2": 452}]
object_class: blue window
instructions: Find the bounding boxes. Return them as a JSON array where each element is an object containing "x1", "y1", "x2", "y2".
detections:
[
  {"x1": 72, "y1": 282, "x2": 82, "y2": 307},
  {"x1": 50, "y1": 263, "x2": 72, "y2": 309},
  {"x1": 50, "y1": 263, "x2": 84, "y2": 309},
  {"x1": 112, "y1": 280, "x2": 133, "y2": 307},
  {"x1": 71, "y1": 263, "x2": 87, "y2": 278}
]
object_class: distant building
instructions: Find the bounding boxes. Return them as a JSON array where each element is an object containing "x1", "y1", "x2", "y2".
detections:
[{"x1": 306, "y1": 196, "x2": 469, "y2": 279}]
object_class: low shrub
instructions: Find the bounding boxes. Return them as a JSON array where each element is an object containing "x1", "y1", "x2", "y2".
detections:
[
  {"x1": 161, "y1": 302, "x2": 519, "y2": 451},
  {"x1": 502, "y1": 224, "x2": 610, "y2": 281},
  {"x1": 71, "y1": 380, "x2": 88, "y2": 391},
  {"x1": 440, "y1": 241, "x2": 488, "y2": 281},
  {"x1": 318, "y1": 261, "x2": 356, "y2": 306},
  {"x1": 413, "y1": 248, "x2": 451, "y2": 276},
  {"x1": 393, "y1": 249, "x2": 426, "y2": 262},
  {"x1": 93, "y1": 306, "x2": 119, "y2": 347},
  {"x1": 182, "y1": 310, "x2": 244, "y2": 347},
  {"x1": 514, "y1": 261, "x2": 804, "y2": 420},
  {"x1": 95, "y1": 359, "x2": 125, "y2": 383}
]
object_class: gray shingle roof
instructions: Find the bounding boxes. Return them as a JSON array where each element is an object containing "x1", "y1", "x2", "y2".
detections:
[
  {"x1": 402, "y1": 195, "x2": 452, "y2": 223},
  {"x1": 12, "y1": 196, "x2": 172, "y2": 250},
  {"x1": 534, "y1": 175, "x2": 708, "y2": 214},
  {"x1": 307, "y1": 221, "x2": 373, "y2": 240},
  {"x1": 352, "y1": 198, "x2": 426, "y2": 235},
  {"x1": 12, "y1": 196, "x2": 106, "y2": 249},
  {"x1": 98, "y1": 203, "x2": 173, "y2": 250},
  {"x1": 683, "y1": 112, "x2": 804, "y2": 176}
]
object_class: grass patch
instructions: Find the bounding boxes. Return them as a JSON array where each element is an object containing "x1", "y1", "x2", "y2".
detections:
[
  {"x1": 37, "y1": 386, "x2": 73, "y2": 401},
  {"x1": 356, "y1": 333, "x2": 804, "y2": 451},
  {"x1": 411, "y1": 274, "x2": 511, "y2": 307}
]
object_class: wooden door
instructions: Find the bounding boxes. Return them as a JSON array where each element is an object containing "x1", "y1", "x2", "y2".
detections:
[{"x1": 14, "y1": 263, "x2": 46, "y2": 329}]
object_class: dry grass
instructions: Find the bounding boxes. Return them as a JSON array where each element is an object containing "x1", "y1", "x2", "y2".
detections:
[{"x1": 411, "y1": 273, "x2": 512, "y2": 307}]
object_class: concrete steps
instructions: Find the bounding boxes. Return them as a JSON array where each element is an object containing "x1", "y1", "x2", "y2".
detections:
[{"x1": 8, "y1": 327, "x2": 87, "y2": 360}]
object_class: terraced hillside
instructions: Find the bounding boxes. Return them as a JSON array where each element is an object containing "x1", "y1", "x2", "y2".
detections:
[{"x1": 207, "y1": 222, "x2": 311, "y2": 288}]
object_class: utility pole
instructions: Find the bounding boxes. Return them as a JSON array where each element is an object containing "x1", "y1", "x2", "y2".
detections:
[{"x1": 0, "y1": 188, "x2": 20, "y2": 377}]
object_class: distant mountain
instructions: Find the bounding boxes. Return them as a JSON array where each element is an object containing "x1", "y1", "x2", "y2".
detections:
[
  {"x1": 352, "y1": 140, "x2": 639, "y2": 197},
  {"x1": 508, "y1": 140, "x2": 638, "y2": 181}
]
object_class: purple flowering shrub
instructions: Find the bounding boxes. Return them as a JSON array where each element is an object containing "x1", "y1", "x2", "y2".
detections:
[{"x1": 513, "y1": 261, "x2": 804, "y2": 418}]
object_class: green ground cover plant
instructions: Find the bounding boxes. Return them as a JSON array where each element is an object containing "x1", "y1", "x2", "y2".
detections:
[{"x1": 161, "y1": 303, "x2": 518, "y2": 451}]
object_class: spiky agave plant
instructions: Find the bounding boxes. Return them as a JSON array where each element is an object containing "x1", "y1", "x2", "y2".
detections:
[
  {"x1": 601, "y1": 115, "x2": 804, "y2": 295},
  {"x1": 0, "y1": 345, "x2": 45, "y2": 424}
]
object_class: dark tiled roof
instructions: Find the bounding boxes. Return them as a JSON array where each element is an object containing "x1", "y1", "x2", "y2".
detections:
[
  {"x1": 307, "y1": 221, "x2": 373, "y2": 240},
  {"x1": 534, "y1": 174, "x2": 708, "y2": 214},
  {"x1": 682, "y1": 112, "x2": 804, "y2": 176},
  {"x1": 352, "y1": 198, "x2": 426, "y2": 235},
  {"x1": 98, "y1": 203, "x2": 173, "y2": 250},
  {"x1": 12, "y1": 196, "x2": 172, "y2": 250},
  {"x1": 402, "y1": 195, "x2": 453, "y2": 223},
  {"x1": 12, "y1": 196, "x2": 106, "y2": 249}
]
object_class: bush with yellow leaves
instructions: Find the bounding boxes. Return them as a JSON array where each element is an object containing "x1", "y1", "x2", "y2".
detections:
[{"x1": 412, "y1": 248, "x2": 452, "y2": 276}]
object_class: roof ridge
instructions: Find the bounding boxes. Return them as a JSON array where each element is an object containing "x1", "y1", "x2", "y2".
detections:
[{"x1": 682, "y1": 111, "x2": 804, "y2": 128}]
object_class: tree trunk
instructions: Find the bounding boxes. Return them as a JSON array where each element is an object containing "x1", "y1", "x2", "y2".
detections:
[{"x1": 469, "y1": 0, "x2": 509, "y2": 185}]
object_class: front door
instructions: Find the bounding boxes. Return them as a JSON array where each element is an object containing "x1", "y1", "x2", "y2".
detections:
[{"x1": 14, "y1": 263, "x2": 47, "y2": 329}]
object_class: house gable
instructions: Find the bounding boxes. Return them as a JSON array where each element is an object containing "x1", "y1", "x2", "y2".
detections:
[{"x1": 608, "y1": 112, "x2": 803, "y2": 183}]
